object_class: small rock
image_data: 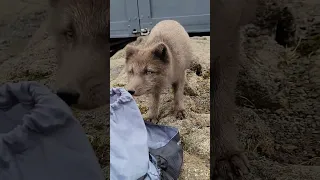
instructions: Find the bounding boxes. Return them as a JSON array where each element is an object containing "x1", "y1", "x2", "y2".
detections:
[
  {"x1": 300, "y1": 26, "x2": 306, "y2": 30},
  {"x1": 281, "y1": 144, "x2": 298, "y2": 152},
  {"x1": 85, "y1": 114, "x2": 94, "y2": 119},
  {"x1": 312, "y1": 131, "x2": 320, "y2": 134},
  {"x1": 307, "y1": 17, "x2": 315, "y2": 22},
  {"x1": 0, "y1": 39, "x2": 8, "y2": 44}
]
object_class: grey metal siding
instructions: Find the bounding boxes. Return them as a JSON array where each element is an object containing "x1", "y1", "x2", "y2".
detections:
[
  {"x1": 110, "y1": 0, "x2": 140, "y2": 38},
  {"x1": 137, "y1": 0, "x2": 210, "y2": 33},
  {"x1": 110, "y1": 0, "x2": 210, "y2": 38}
]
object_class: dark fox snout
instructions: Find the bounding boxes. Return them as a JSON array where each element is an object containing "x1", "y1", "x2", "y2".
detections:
[
  {"x1": 128, "y1": 90, "x2": 135, "y2": 95},
  {"x1": 56, "y1": 90, "x2": 80, "y2": 106}
]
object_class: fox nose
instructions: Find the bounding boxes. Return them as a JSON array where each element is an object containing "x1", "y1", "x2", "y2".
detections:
[
  {"x1": 56, "y1": 90, "x2": 80, "y2": 106},
  {"x1": 128, "y1": 90, "x2": 135, "y2": 95}
]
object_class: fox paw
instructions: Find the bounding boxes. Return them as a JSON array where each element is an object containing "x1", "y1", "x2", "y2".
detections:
[
  {"x1": 175, "y1": 109, "x2": 186, "y2": 120},
  {"x1": 143, "y1": 113, "x2": 159, "y2": 123}
]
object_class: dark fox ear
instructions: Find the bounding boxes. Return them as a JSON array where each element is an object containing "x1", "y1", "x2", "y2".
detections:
[
  {"x1": 125, "y1": 45, "x2": 138, "y2": 62},
  {"x1": 152, "y1": 43, "x2": 168, "y2": 63}
]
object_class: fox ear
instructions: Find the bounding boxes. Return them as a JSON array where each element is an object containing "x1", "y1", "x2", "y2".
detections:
[
  {"x1": 152, "y1": 43, "x2": 168, "y2": 63},
  {"x1": 125, "y1": 45, "x2": 138, "y2": 62}
]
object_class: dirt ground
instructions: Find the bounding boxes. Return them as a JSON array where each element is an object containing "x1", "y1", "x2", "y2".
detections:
[
  {"x1": 235, "y1": 0, "x2": 320, "y2": 179},
  {"x1": 1, "y1": 0, "x2": 319, "y2": 180}
]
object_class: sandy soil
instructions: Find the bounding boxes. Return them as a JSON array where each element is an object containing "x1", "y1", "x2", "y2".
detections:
[{"x1": 0, "y1": 0, "x2": 319, "y2": 180}]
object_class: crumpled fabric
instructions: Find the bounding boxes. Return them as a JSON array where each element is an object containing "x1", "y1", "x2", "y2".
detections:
[
  {"x1": 0, "y1": 81, "x2": 104, "y2": 180},
  {"x1": 110, "y1": 88, "x2": 160, "y2": 180}
]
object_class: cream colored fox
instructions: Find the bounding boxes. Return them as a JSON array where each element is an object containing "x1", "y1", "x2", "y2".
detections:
[{"x1": 125, "y1": 20, "x2": 193, "y2": 122}]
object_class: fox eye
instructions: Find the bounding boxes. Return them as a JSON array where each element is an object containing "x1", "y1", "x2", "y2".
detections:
[
  {"x1": 145, "y1": 69, "x2": 155, "y2": 75},
  {"x1": 62, "y1": 24, "x2": 75, "y2": 41},
  {"x1": 128, "y1": 69, "x2": 134, "y2": 74},
  {"x1": 65, "y1": 29, "x2": 74, "y2": 40}
]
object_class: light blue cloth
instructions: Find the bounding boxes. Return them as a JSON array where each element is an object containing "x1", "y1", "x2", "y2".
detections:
[{"x1": 110, "y1": 88, "x2": 160, "y2": 180}]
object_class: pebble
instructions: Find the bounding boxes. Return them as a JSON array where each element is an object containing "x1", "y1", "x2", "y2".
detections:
[
  {"x1": 282, "y1": 144, "x2": 298, "y2": 152},
  {"x1": 0, "y1": 40, "x2": 8, "y2": 44}
]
